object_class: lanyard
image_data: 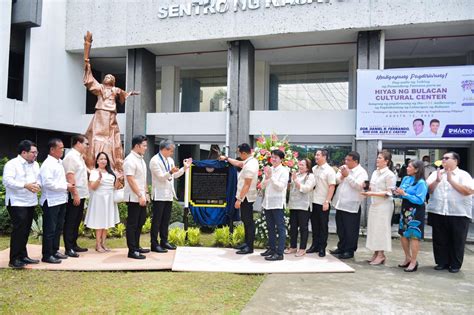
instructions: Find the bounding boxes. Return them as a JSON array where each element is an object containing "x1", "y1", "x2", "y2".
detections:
[{"x1": 158, "y1": 153, "x2": 170, "y2": 172}]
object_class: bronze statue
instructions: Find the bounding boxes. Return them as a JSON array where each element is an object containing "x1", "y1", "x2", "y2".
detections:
[{"x1": 83, "y1": 31, "x2": 139, "y2": 174}]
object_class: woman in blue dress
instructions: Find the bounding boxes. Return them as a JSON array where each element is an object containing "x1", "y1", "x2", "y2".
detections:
[{"x1": 395, "y1": 160, "x2": 428, "y2": 272}]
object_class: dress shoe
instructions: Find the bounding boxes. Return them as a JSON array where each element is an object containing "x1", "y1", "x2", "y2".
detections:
[
  {"x1": 434, "y1": 264, "x2": 449, "y2": 271},
  {"x1": 234, "y1": 243, "x2": 247, "y2": 250},
  {"x1": 54, "y1": 252, "x2": 68, "y2": 260},
  {"x1": 260, "y1": 249, "x2": 275, "y2": 257},
  {"x1": 9, "y1": 259, "x2": 26, "y2": 269},
  {"x1": 306, "y1": 246, "x2": 319, "y2": 254},
  {"x1": 42, "y1": 256, "x2": 62, "y2": 264},
  {"x1": 265, "y1": 253, "x2": 284, "y2": 261},
  {"x1": 128, "y1": 251, "x2": 146, "y2": 259},
  {"x1": 448, "y1": 267, "x2": 460, "y2": 273},
  {"x1": 318, "y1": 249, "x2": 326, "y2": 257},
  {"x1": 73, "y1": 246, "x2": 88, "y2": 253},
  {"x1": 404, "y1": 262, "x2": 418, "y2": 272},
  {"x1": 329, "y1": 248, "x2": 343, "y2": 255},
  {"x1": 236, "y1": 247, "x2": 253, "y2": 255},
  {"x1": 151, "y1": 245, "x2": 168, "y2": 253},
  {"x1": 137, "y1": 247, "x2": 150, "y2": 254},
  {"x1": 162, "y1": 243, "x2": 177, "y2": 250},
  {"x1": 337, "y1": 252, "x2": 354, "y2": 259},
  {"x1": 65, "y1": 249, "x2": 80, "y2": 258},
  {"x1": 22, "y1": 257, "x2": 39, "y2": 264}
]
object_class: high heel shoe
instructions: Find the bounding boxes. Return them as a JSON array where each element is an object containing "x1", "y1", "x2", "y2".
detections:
[
  {"x1": 369, "y1": 256, "x2": 386, "y2": 265},
  {"x1": 284, "y1": 248, "x2": 297, "y2": 254},
  {"x1": 367, "y1": 253, "x2": 378, "y2": 263},
  {"x1": 398, "y1": 261, "x2": 410, "y2": 268},
  {"x1": 95, "y1": 246, "x2": 106, "y2": 253},
  {"x1": 404, "y1": 262, "x2": 418, "y2": 272},
  {"x1": 295, "y1": 249, "x2": 306, "y2": 257}
]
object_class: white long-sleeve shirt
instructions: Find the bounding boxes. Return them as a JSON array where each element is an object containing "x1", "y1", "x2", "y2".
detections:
[
  {"x1": 262, "y1": 164, "x2": 290, "y2": 210},
  {"x1": 332, "y1": 164, "x2": 369, "y2": 213},
  {"x1": 3, "y1": 155, "x2": 40, "y2": 207},
  {"x1": 39, "y1": 155, "x2": 68, "y2": 207},
  {"x1": 288, "y1": 172, "x2": 316, "y2": 211}
]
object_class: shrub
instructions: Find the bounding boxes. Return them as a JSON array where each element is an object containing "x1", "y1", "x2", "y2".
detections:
[
  {"x1": 78, "y1": 221, "x2": 85, "y2": 237},
  {"x1": 142, "y1": 217, "x2": 152, "y2": 234},
  {"x1": 117, "y1": 202, "x2": 128, "y2": 223},
  {"x1": 31, "y1": 216, "x2": 43, "y2": 240},
  {"x1": 169, "y1": 227, "x2": 186, "y2": 246},
  {"x1": 186, "y1": 227, "x2": 201, "y2": 246},
  {"x1": 109, "y1": 223, "x2": 126, "y2": 238},
  {"x1": 231, "y1": 224, "x2": 245, "y2": 247},
  {"x1": 214, "y1": 226, "x2": 231, "y2": 247}
]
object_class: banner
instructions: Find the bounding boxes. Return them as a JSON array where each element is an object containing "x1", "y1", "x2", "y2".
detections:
[{"x1": 357, "y1": 66, "x2": 474, "y2": 140}]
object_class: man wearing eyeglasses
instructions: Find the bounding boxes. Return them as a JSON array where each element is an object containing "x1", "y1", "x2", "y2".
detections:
[
  {"x1": 3, "y1": 140, "x2": 41, "y2": 268},
  {"x1": 426, "y1": 152, "x2": 474, "y2": 273},
  {"x1": 62, "y1": 135, "x2": 90, "y2": 258}
]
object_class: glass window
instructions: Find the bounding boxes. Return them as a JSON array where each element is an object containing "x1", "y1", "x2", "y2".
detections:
[
  {"x1": 269, "y1": 63, "x2": 349, "y2": 111},
  {"x1": 179, "y1": 68, "x2": 227, "y2": 112},
  {"x1": 289, "y1": 144, "x2": 352, "y2": 167},
  {"x1": 7, "y1": 27, "x2": 26, "y2": 101}
]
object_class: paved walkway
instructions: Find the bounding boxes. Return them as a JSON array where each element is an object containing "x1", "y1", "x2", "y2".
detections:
[{"x1": 242, "y1": 234, "x2": 474, "y2": 314}]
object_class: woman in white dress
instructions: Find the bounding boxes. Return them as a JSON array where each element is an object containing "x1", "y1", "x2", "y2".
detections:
[
  {"x1": 361, "y1": 150, "x2": 397, "y2": 265},
  {"x1": 84, "y1": 152, "x2": 121, "y2": 252},
  {"x1": 285, "y1": 159, "x2": 316, "y2": 257}
]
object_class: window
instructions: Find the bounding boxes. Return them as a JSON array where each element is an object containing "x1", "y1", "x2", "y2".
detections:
[
  {"x1": 7, "y1": 27, "x2": 26, "y2": 101},
  {"x1": 269, "y1": 63, "x2": 349, "y2": 111}
]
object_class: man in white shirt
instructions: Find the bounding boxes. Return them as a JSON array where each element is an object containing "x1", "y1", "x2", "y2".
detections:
[
  {"x1": 3, "y1": 140, "x2": 41, "y2": 268},
  {"x1": 219, "y1": 143, "x2": 259, "y2": 255},
  {"x1": 427, "y1": 151, "x2": 474, "y2": 273},
  {"x1": 260, "y1": 150, "x2": 290, "y2": 261},
  {"x1": 308, "y1": 149, "x2": 336, "y2": 257},
  {"x1": 39, "y1": 139, "x2": 73, "y2": 264},
  {"x1": 124, "y1": 135, "x2": 150, "y2": 259},
  {"x1": 330, "y1": 151, "x2": 368, "y2": 259},
  {"x1": 149, "y1": 139, "x2": 192, "y2": 253},
  {"x1": 424, "y1": 119, "x2": 441, "y2": 137},
  {"x1": 62, "y1": 135, "x2": 90, "y2": 257}
]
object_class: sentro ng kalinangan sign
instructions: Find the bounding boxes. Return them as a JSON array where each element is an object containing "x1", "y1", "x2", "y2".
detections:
[{"x1": 158, "y1": 0, "x2": 340, "y2": 19}]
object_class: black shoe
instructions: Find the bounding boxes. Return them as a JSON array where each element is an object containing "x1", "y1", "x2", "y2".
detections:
[
  {"x1": 265, "y1": 253, "x2": 284, "y2": 261},
  {"x1": 236, "y1": 247, "x2": 253, "y2": 255},
  {"x1": 337, "y1": 252, "x2": 354, "y2": 259},
  {"x1": 234, "y1": 243, "x2": 247, "y2": 250},
  {"x1": 306, "y1": 246, "x2": 319, "y2": 254},
  {"x1": 162, "y1": 243, "x2": 177, "y2": 250},
  {"x1": 42, "y1": 256, "x2": 62, "y2": 264},
  {"x1": 329, "y1": 248, "x2": 343, "y2": 255},
  {"x1": 65, "y1": 249, "x2": 80, "y2": 258},
  {"x1": 434, "y1": 264, "x2": 449, "y2": 271},
  {"x1": 260, "y1": 249, "x2": 275, "y2": 257},
  {"x1": 151, "y1": 245, "x2": 168, "y2": 253},
  {"x1": 22, "y1": 257, "x2": 40, "y2": 264},
  {"x1": 73, "y1": 246, "x2": 88, "y2": 253},
  {"x1": 448, "y1": 267, "x2": 460, "y2": 273},
  {"x1": 8, "y1": 259, "x2": 26, "y2": 269},
  {"x1": 137, "y1": 247, "x2": 150, "y2": 254},
  {"x1": 404, "y1": 262, "x2": 419, "y2": 272},
  {"x1": 318, "y1": 249, "x2": 326, "y2": 257},
  {"x1": 128, "y1": 251, "x2": 146, "y2": 259},
  {"x1": 54, "y1": 252, "x2": 68, "y2": 260}
]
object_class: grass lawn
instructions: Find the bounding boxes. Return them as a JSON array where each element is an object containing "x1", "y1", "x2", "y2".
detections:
[{"x1": 0, "y1": 233, "x2": 265, "y2": 314}]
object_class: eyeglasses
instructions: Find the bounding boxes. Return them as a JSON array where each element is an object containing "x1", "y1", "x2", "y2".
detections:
[{"x1": 442, "y1": 157, "x2": 452, "y2": 161}]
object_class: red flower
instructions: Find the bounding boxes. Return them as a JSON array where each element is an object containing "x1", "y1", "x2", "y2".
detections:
[
  {"x1": 257, "y1": 137, "x2": 265, "y2": 144},
  {"x1": 293, "y1": 152, "x2": 299, "y2": 158},
  {"x1": 286, "y1": 160, "x2": 294, "y2": 167},
  {"x1": 271, "y1": 134, "x2": 278, "y2": 141},
  {"x1": 279, "y1": 146, "x2": 285, "y2": 151}
]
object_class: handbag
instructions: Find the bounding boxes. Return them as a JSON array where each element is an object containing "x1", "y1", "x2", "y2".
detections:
[{"x1": 114, "y1": 188, "x2": 125, "y2": 203}]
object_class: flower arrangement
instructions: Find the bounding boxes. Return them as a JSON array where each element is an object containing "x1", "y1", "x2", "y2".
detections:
[
  {"x1": 255, "y1": 209, "x2": 290, "y2": 246},
  {"x1": 253, "y1": 133, "x2": 299, "y2": 191}
]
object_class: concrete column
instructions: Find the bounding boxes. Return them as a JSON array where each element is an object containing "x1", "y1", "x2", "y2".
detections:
[
  {"x1": 228, "y1": 40, "x2": 255, "y2": 157},
  {"x1": 125, "y1": 48, "x2": 156, "y2": 173},
  {"x1": 355, "y1": 30, "x2": 384, "y2": 228},
  {"x1": 161, "y1": 65, "x2": 180, "y2": 113},
  {"x1": 254, "y1": 61, "x2": 269, "y2": 110},
  {"x1": 181, "y1": 78, "x2": 201, "y2": 112},
  {"x1": 0, "y1": 0, "x2": 12, "y2": 99}
]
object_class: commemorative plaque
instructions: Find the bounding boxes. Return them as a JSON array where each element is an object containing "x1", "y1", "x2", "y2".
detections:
[{"x1": 189, "y1": 166, "x2": 228, "y2": 207}]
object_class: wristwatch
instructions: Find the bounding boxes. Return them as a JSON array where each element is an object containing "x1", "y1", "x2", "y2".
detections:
[{"x1": 236, "y1": 196, "x2": 243, "y2": 202}]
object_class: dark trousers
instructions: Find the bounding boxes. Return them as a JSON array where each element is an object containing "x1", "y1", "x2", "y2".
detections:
[
  {"x1": 63, "y1": 196, "x2": 85, "y2": 251},
  {"x1": 42, "y1": 201, "x2": 66, "y2": 258},
  {"x1": 310, "y1": 203, "x2": 329, "y2": 250},
  {"x1": 265, "y1": 208, "x2": 286, "y2": 255},
  {"x1": 151, "y1": 200, "x2": 172, "y2": 247},
  {"x1": 240, "y1": 199, "x2": 255, "y2": 250},
  {"x1": 289, "y1": 209, "x2": 310, "y2": 249},
  {"x1": 429, "y1": 213, "x2": 470, "y2": 269},
  {"x1": 126, "y1": 202, "x2": 147, "y2": 252},
  {"x1": 7, "y1": 205, "x2": 35, "y2": 263},
  {"x1": 335, "y1": 208, "x2": 361, "y2": 254}
]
